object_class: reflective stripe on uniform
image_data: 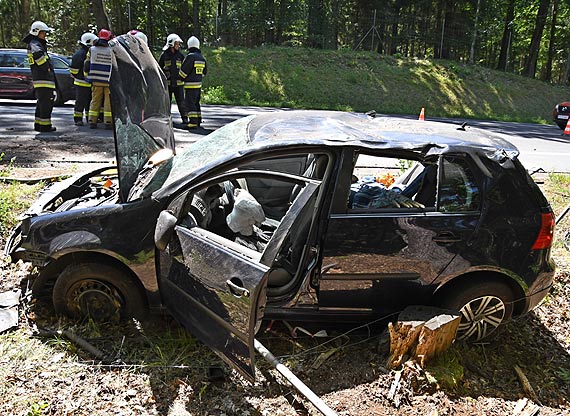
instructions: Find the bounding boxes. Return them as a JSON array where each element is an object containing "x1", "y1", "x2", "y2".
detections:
[
  {"x1": 32, "y1": 80, "x2": 56, "y2": 88},
  {"x1": 70, "y1": 68, "x2": 80, "y2": 75},
  {"x1": 74, "y1": 79, "x2": 91, "y2": 87},
  {"x1": 176, "y1": 80, "x2": 184, "y2": 86},
  {"x1": 184, "y1": 82, "x2": 202, "y2": 89},
  {"x1": 187, "y1": 112, "x2": 201, "y2": 118},
  {"x1": 194, "y1": 61, "x2": 205, "y2": 75},
  {"x1": 35, "y1": 118, "x2": 52, "y2": 125},
  {"x1": 179, "y1": 70, "x2": 187, "y2": 78},
  {"x1": 35, "y1": 54, "x2": 48, "y2": 66}
]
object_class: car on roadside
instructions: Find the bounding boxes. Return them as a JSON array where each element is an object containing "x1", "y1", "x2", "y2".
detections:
[
  {"x1": 0, "y1": 48, "x2": 74, "y2": 105},
  {"x1": 552, "y1": 100, "x2": 570, "y2": 130},
  {"x1": 4, "y1": 35, "x2": 556, "y2": 382}
]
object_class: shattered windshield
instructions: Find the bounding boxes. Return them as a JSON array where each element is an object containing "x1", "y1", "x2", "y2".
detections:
[{"x1": 159, "y1": 116, "x2": 254, "y2": 189}]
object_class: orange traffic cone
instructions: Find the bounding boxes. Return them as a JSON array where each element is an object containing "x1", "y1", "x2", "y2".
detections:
[
  {"x1": 564, "y1": 118, "x2": 570, "y2": 135},
  {"x1": 419, "y1": 107, "x2": 425, "y2": 121}
]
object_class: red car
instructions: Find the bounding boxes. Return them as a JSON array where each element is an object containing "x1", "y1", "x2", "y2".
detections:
[
  {"x1": 0, "y1": 48, "x2": 74, "y2": 105},
  {"x1": 553, "y1": 101, "x2": 570, "y2": 130}
]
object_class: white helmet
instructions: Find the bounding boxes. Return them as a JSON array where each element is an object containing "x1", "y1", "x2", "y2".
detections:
[
  {"x1": 30, "y1": 21, "x2": 54, "y2": 36},
  {"x1": 187, "y1": 36, "x2": 200, "y2": 49},
  {"x1": 129, "y1": 29, "x2": 148, "y2": 44},
  {"x1": 163, "y1": 33, "x2": 183, "y2": 51},
  {"x1": 79, "y1": 32, "x2": 98, "y2": 47}
]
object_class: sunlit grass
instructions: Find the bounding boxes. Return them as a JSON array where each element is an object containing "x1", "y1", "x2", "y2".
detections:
[{"x1": 200, "y1": 45, "x2": 570, "y2": 123}]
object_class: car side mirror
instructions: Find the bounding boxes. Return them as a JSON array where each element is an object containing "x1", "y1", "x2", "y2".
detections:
[{"x1": 155, "y1": 210, "x2": 177, "y2": 251}]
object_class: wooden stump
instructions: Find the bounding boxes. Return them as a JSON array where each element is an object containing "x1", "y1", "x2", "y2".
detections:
[{"x1": 387, "y1": 305, "x2": 461, "y2": 369}]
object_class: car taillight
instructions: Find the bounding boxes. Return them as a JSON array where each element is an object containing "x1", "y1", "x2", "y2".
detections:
[{"x1": 532, "y1": 212, "x2": 555, "y2": 250}]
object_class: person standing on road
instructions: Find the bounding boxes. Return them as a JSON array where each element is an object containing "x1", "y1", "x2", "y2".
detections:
[
  {"x1": 158, "y1": 33, "x2": 187, "y2": 125},
  {"x1": 84, "y1": 29, "x2": 114, "y2": 129},
  {"x1": 179, "y1": 36, "x2": 207, "y2": 129},
  {"x1": 22, "y1": 21, "x2": 57, "y2": 133},
  {"x1": 70, "y1": 32, "x2": 98, "y2": 126}
]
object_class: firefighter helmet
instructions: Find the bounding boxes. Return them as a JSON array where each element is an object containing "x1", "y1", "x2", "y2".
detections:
[
  {"x1": 129, "y1": 29, "x2": 148, "y2": 44},
  {"x1": 79, "y1": 32, "x2": 98, "y2": 47},
  {"x1": 163, "y1": 33, "x2": 183, "y2": 51},
  {"x1": 98, "y1": 29, "x2": 114, "y2": 41},
  {"x1": 187, "y1": 36, "x2": 200, "y2": 49},
  {"x1": 29, "y1": 21, "x2": 54, "y2": 36}
]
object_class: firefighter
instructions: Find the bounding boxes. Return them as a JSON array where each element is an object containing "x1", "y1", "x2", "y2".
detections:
[
  {"x1": 179, "y1": 36, "x2": 207, "y2": 129},
  {"x1": 22, "y1": 21, "x2": 57, "y2": 132},
  {"x1": 84, "y1": 29, "x2": 114, "y2": 129},
  {"x1": 128, "y1": 29, "x2": 148, "y2": 44},
  {"x1": 70, "y1": 32, "x2": 98, "y2": 126},
  {"x1": 158, "y1": 33, "x2": 187, "y2": 124}
]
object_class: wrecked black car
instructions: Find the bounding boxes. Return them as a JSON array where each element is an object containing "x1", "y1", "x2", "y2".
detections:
[{"x1": 4, "y1": 34, "x2": 556, "y2": 382}]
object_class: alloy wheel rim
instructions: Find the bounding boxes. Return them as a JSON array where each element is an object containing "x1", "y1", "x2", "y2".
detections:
[{"x1": 457, "y1": 295, "x2": 506, "y2": 342}]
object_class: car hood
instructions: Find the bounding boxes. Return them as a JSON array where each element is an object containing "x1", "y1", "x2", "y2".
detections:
[{"x1": 109, "y1": 34, "x2": 176, "y2": 202}]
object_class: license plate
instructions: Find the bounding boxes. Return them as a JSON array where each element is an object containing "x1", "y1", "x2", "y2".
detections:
[{"x1": 557, "y1": 115, "x2": 569, "y2": 120}]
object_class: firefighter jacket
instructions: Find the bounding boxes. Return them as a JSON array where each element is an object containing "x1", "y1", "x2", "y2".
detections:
[
  {"x1": 158, "y1": 48, "x2": 185, "y2": 88},
  {"x1": 70, "y1": 44, "x2": 91, "y2": 88},
  {"x1": 84, "y1": 40, "x2": 113, "y2": 86},
  {"x1": 179, "y1": 47, "x2": 207, "y2": 89},
  {"x1": 22, "y1": 34, "x2": 55, "y2": 89}
]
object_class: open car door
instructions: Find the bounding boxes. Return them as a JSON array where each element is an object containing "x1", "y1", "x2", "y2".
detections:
[{"x1": 155, "y1": 181, "x2": 320, "y2": 381}]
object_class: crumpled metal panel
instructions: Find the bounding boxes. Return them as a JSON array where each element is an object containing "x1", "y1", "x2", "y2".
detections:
[{"x1": 109, "y1": 33, "x2": 175, "y2": 202}]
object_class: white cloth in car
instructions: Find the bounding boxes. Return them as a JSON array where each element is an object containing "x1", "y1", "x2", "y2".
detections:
[{"x1": 226, "y1": 189, "x2": 266, "y2": 236}]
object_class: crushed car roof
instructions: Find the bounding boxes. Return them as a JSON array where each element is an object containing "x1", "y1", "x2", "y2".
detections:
[{"x1": 151, "y1": 110, "x2": 519, "y2": 198}]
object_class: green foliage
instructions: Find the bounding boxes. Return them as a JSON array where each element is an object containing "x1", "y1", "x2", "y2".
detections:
[
  {"x1": 425, "y1": 348, "x2": 465, "y2": 391},
  {"x1": 27, "y1": 402, "x2": 49, "y2": 416},
  {"x1": 0, "y1": 182, "x2": 43, "y2": 235},
  {"x1": 202, "y1": 46, "x2": 570, "y2": 123}
]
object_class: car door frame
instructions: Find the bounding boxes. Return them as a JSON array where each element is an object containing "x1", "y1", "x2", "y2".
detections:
[{"x1": 155, "y1": 168, "x2": 321, "y2": 381}]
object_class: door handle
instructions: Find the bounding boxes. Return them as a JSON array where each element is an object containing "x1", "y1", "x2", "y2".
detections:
[
  {"x1": 432, "y1": 231, "x2": 461, "y2": 244},
  {"x1": 226, "y1": 279, "x2": 250, "y2": 298}
]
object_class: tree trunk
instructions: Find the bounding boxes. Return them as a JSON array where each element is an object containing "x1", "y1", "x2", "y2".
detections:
[
  {"x1": 308, "y1": 0, "x2": 325, "y2": 48},
  {"x1": 330, "y1": 0, "x2": 340, "y2": 50},
  {"x1": 524, "y1": 0, "x2": 551, "y2": 78},
  {"x1": 543, "y1": 0, "x2": 558, "y2": 81},
  {"x1": 264, "y1": 0, "x2": 275, "y2": 44},
  {"x1": 90, "y1": 0, "x2": 111, "y2": 31},
  {"x1": 193, "y1": 0, "x2": 201, "y2": 38},
  {"x1": 497, "y1": 0, "x2": 515, "y2": 71},
  {"x1": 387, "y1": 305, "x2": 461, "y2": 369},
  {"x1": 469, "y1": 0, "x2": 481, "y2": 65}
]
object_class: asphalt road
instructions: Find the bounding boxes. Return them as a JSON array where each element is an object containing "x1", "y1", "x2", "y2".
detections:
[{"x1": 1, "y1": 100, "x2": 569, "y2": 172}]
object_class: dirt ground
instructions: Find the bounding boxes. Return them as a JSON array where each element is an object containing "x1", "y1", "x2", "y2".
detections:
[{"x1": 1, "y1": 143, "x2": 569, "y2": 415}]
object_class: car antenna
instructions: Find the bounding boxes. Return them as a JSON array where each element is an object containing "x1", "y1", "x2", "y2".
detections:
[{"x1": 457, "y1": 122, "x2": 467, "y2": 131}]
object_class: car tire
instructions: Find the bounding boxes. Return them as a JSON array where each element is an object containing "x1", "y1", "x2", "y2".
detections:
[
  {"x1": 52, "y1": 263, "x2": 147, "y2": 321},
  {"x1": 556, "y1": 121, "x2": 567, "y2": 130},
  {"x1": 53, "y1": 88, "x2": 64, "y2": 106},
  {"x1": 439, "y1": 280, "x2": 514, "y2": 343}
]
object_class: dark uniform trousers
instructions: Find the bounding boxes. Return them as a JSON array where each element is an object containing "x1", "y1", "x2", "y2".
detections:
[
  {"x1": 169, "y1": 85, "x2": 187, "y2": 123},
  {"x1": 34, "y1": 88, "x2": 55, "y2": 131},
  {"x1": 74, "y1": 85, "x2": 92, "y2": 123},
  {"x1": 185, "y1": 88, "x2": 202, "y2": 126}
]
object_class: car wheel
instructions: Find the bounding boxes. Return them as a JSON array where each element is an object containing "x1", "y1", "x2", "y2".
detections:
[
  {"x1": 439, "y1": 280, "x2": 514, "y2": 343},
  {"x1": 52, "y1": 263, "x2": 147, "y2": 321},
  {"x1": 53, "y1": 88, "x2": 64, "y2": 106}
]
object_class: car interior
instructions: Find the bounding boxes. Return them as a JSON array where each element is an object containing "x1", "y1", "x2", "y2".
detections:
[{"x1": 177, "y1": 153, "x2": 328, "y2": 289}]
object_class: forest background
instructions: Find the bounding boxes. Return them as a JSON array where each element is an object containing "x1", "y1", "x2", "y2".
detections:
[
  {"x1": 1, "y1": 0, "x2": 569, "y2": 83},
  {"x1": 2, "y1": 0, "x2": 570, "y2": 123}
]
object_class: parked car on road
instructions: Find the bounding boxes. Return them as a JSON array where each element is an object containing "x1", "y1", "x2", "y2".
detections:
[
  {"x1": 0, "y1": 48, "x2": 74, "y2": 105},
  {"x1": 553, "y1": 100, "x2": 570, "y2": 129},
  {"x1": 4, "y1": 37, "x2": 556, "y2": 382}
]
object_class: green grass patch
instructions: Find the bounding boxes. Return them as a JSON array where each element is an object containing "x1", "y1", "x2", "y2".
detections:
[
  {"x1": 0, "y1": 182, "x2": 44, "y2": 235},
  {"x1": 195, "y1": 45, "x2": 570, "y2": 124}
]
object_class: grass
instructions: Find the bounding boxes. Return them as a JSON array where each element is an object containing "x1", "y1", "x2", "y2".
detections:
[
  {"x1": 196, "y1": 46, "x2": 570, "y2": 124},
  {"x1": 0, "y1": 181, "x2": 43, "y2": 236}
]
